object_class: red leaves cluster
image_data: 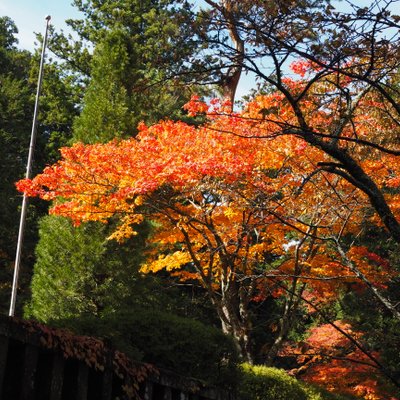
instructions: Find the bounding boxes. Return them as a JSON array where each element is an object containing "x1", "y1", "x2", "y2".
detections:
[{"x1": 281, "y1": 321, "x2": 399, "y2": 400}]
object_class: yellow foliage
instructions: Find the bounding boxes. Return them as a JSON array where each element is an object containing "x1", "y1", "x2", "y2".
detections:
[{"x1": 141, "y1": 251, "x2": 192, "y2": 274}]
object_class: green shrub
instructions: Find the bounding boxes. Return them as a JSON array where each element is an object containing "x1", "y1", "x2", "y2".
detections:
[
  {"x1": 237, "y1": 363, "x2": 308, "y2": 400},
  {"x1": 237, "y1": 363, "x2": 356, "y2": 400}
]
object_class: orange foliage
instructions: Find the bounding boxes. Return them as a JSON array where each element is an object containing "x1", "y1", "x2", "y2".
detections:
[
  {"x1": 17, "y1": 67, "x2": 400, "y2": 297},
  {"x1": 17, "y1": 63, "x2": 400, "y2": 372},
  {"x1": 281, "y1": 321, "x2": 399, "y2": 400}
]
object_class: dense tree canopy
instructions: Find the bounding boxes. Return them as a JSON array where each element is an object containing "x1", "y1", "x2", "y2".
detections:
[
  {"x1": 0, "y1": 17, "x2": 34, "y2": 312},
  {"x1": 18, "y1": 59, "x2": 400, "y2": 395},
  {"x1": 4, "y1": 0, "x2": 400, "y2": 398}
]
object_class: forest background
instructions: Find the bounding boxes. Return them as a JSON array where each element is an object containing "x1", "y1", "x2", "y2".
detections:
[{"x1": 1, "y1": 1, "x2": 400, "y2": 399}]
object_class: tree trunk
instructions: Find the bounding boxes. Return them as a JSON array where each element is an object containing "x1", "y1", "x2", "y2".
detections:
[
  {"x1": 210, "y1": 279, "x2": 255, "y2": 364},
  {"x1": 204, "y1": 0, "x2": 245, "y2": 108},
  {"x1": 219, "y1": 303, "x2": 254, "y2": 364}
]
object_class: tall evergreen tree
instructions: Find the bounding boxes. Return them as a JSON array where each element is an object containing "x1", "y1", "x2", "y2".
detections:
[
  {"x1": 52, "y1": 0, "x2": 197, "y2": 141},
  {"x1": 26, "y1": 0, "x2": 204, "y2": 322}
]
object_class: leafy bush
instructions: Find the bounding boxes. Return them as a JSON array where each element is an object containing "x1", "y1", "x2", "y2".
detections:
[
  {"x1": 237, "y1": 364, "x2": 308, "y2": 400},
  {"x1": 237, "y1": 363, "x2": 356, "y2": 400}
]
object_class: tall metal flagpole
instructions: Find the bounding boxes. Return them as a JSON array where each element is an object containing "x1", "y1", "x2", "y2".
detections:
[{"x1": 9, "y1": 15, "x2": 51, "y2": 317}]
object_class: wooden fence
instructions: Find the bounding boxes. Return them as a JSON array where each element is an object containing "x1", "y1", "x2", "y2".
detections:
[{"x1": 0, "y1": 315, "x2": 233, "y2": 400}]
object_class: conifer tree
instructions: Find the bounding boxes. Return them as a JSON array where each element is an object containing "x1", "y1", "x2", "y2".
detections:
[{"x1": 27, "y1": 0, "x2": 201, "y2": 321}]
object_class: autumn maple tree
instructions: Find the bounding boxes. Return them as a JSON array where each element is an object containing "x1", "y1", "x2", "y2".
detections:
[{"x1": 18, "y1": 59, "x2": 400, "y2": 392}]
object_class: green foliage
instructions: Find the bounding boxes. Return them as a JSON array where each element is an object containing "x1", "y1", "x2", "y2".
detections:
[
  {"x1": 0, "y1": 16, "x2": 18, "y2": 49},
  {"x1": 49, "y1": 307, "x2": 238, "y2": 386},
  {"x1": 34, "y1": 61, "x2": 79, "y2": 160},
  {"x1": 340, "y1": 290, "x2": 400, "y2": 379},
  {"x1": 237, "y1": 364, "x2": 355, "y2": 400},
  {"x1": 51, "y1": 0, "x2": 201, "y2": 144},
  {"x1": 72, "y1": 27, "x2": 136, "y2": 142},
  {"x1": 68, "y1": 0, "x2": 194, "y2": 66},
  {"x1": 25, "y1": 215, "x2": 150, "y2": 321},
  {"x1": 0, "y1": 16, "x2": 81, "y2": 314},
  {"x1": 0, "y1": 17, "x2": 38, "y2": 314},
  {"x1": 238, "y1": 363, "x2": 308, "y2": 400}
]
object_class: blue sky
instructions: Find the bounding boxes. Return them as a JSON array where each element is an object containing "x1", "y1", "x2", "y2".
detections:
[
  {"x1": 0, "y1": 0, "x2": 82, "y2": 51},
  {"x1": 2, "y1": 0, "x2": 392, "y2": 51},
  {"x1": 1, "y1": 0, "x2": 392, "y2": 99},
  {"x1": 1, "y1": 0, "x2": 380, "y2": 52}
]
